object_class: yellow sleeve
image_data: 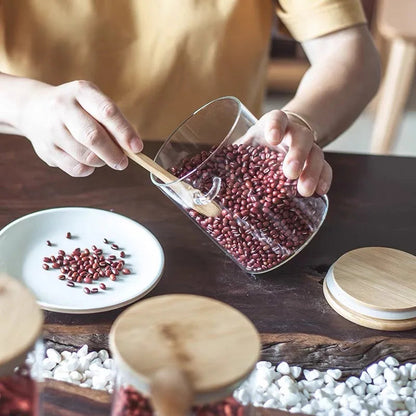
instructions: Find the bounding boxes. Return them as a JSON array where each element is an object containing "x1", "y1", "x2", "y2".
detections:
[{"x1": 276, "y1": 0, "x2": 367, "y2": 42}]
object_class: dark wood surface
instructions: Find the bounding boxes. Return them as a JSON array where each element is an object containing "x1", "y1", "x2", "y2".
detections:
[{"x1": 2, "y1": 134, "x2": 416, "y2": 415}]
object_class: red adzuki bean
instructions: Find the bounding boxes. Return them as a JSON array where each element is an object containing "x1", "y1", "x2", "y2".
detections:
[
  {"x1": 42, "y1": 238, "x2": 133, "y2": 291},
  {"x1": 112, "y1": 386, "x2": 243, "y2": 416},
  {"x1": 66, "y1": 232, "x2": 71, "y2": 239},
  {"x1": 170, "y1": 143, "x2": 326, "y2": 272}
]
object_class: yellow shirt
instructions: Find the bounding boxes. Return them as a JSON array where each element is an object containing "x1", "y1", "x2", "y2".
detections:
[{"x1": 0, "y1": 0, "x2": 366, "y2": 140}]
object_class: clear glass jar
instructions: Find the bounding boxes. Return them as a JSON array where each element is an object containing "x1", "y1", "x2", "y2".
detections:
[
  {"x1": 109, "y1": 294, "x2": 261, "y2": 416},
  {"x1": 0, "y1": 274, "x2": 44, "y2": 416},
  {"x1": 151, "y1": 96, "x2": 328, "y2": 274}
]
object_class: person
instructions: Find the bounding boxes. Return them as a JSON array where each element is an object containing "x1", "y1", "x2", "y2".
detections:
[{"x1": 0, "y1": 0, "x2": 380, "y2": 197}]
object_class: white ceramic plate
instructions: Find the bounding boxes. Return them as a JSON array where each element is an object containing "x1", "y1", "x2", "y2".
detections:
[{"x1": 0, "y1": 207, "x2": 164, "y2": 313}]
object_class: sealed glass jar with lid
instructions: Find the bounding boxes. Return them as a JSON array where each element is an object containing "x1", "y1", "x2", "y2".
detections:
[
  {"x1": 151, "y1": 96, "x2": 328, "y2": 274},
  {"x1": 0, "y1": 274, "x2": 44, "y2": 416},
  {"x1": 109, "y1": 294, "x2": 261, "y2": 416}
]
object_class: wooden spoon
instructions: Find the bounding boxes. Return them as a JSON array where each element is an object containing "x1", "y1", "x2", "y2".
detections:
[{"x1": 124, "y1": 150, "x2": 221, "y2": 217}]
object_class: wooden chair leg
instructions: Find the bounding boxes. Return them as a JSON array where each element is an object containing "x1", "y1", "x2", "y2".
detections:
[{"x1": 370, "y1": 37, "x2": 416, "y2": 154}]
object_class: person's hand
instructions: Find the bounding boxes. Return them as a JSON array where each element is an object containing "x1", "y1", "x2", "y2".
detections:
[
  {"x1": 261, "y1": 109, "x2": 332, "y2": 197},
  {"x1": 17, "y1": 79, "x2": 143, "y2": 177}
]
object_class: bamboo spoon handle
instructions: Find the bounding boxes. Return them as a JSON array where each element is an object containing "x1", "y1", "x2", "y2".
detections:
[
  {"x1": 124, "y1": 150, "x2": 178, "y2": 185},
  {"x1": 150, "y1": 367, "x2": 193, "y2": 416},
  {"x1": 124, "y1": 150, "x2": 222, "y2": 217}
]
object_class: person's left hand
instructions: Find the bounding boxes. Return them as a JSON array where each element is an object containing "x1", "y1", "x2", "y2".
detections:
[{"x1": 260, "y1": 109, "x2": 332, "y2": 197}]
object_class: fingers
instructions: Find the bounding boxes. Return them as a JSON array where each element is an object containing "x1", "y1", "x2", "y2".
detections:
[
  {"x1": 53, "y1": 124, "x2": 105, "y2": 168},
  {"x1": 74, "y1": 81, "x2": 143, "y2": 153},
  {"x1": 296, "y1": 145, "x2": 332, "y2": 197},
  {"x1": 61, "y1": 99, "x2": 129, "y2": 170},
  {"x1": 282, "y1": 125, "x2": 313, "y2": 180},
  {"x1": 260, "y1": 110, "x2": 332, "y2": 196},
  {"x1": 261, "y1": 110, "x2": 289, "y2": 146},
  {"x1": 41, "y1": 145, "x2": 96, "y2": 177},
  {"x1": 316, "y1": 160, "x2": 332, "y2": 196}
]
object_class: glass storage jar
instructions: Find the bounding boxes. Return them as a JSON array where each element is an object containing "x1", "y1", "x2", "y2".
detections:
[
  {"x1": 109, "y1": 294, "x2": 261, "y2": 416},
  {"x1": 151, "y1": 96, "x2": 328, "y2": 274},
  {"x1": 0, "y1": 274, "x2": 44, "y2": 416}
]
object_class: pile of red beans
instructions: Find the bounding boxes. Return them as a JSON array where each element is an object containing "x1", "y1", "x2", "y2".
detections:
[
  {"x1": 0, "y1": 371, "x2": 38, "y2": 416},
  {"x1": 42, "y1": 235, "x2": 130, "y2": 293},
  {"x1": 170, "y1": 143, "x2": 326, "y2": 273},
  {"x1": 112, "y1": 386, "x2": 245, "y2": 416}
]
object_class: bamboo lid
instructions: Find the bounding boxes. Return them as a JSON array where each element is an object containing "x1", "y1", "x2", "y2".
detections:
[
  {"x1": 0, "y1": 274, "x2": 43, "y2": 376},
  {"x1": 109, "y1": 294, "x2": 260, "y2": 413},
  {"x1": 323, "y1": 247, "x2": 416, "y2": 331}
]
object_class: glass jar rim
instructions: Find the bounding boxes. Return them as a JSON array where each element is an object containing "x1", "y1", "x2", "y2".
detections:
[{"x1": 150, "y1": 96, "x2": 243, "y2": 188}]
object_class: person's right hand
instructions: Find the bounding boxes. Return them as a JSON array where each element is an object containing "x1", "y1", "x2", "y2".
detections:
[{"x1": 17, "y1": 79, "x2": 143, "y2": 177}]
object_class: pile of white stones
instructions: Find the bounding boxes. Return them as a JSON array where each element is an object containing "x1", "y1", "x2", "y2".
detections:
[
  {"x1": 38, "y1": 346, "x2": 416, "y2": 415},
  {"x1": 40, "y1": 345, "x2": 116, "y2": 393},
  {"x1": 234, "y1": 357, "x2": 416, "y2": 416}
]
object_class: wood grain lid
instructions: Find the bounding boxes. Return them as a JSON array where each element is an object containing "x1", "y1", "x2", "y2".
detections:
[
  {"x1": 109, "y1": 294, "x2": 261, "y2": 403},
  {"x1": 323, "y1": 247, "x2": 416, "y2": 331},
  {"x1": 0, "y1": 274, "x2": 43, "y2": 376}
]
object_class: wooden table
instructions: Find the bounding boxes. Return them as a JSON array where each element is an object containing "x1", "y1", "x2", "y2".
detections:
[{"x1": 1, "y1": 134, "x2": 416, "y2": 415}]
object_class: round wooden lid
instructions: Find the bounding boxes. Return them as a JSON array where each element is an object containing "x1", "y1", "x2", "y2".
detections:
[
  {"x1": 0, "y1": 274, "x2": 43, "y2": 376},
  {"x1": 109, "y1": 294, "x2": 260, "y2": 403},
  {"x1": 323, "y1": 247, "x2": 416, "y2": 331}
]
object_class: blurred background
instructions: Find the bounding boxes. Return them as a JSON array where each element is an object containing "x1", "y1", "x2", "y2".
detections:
[{"x1": 265, "y1": 0, "x2": 416, "y2": 157}]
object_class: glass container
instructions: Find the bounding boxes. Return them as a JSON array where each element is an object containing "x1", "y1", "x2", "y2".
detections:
[
  {"x1": 0, "y1": 274, "x2": 44, "y2": 416},
  {"x1": 151, "y1": 96, "x2": 328, "y2": 274},
  {"x1": 109, "y1": 294, "x2": 261, "y2": 416}
]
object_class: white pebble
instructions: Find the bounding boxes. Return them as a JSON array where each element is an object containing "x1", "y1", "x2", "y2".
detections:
[
  {"x1": 103, "y1": 358, "x2": 114, "y2": 369},
  {"x1": 70, "y1": 371, "x2": 82, "y2": 381},
  {"x1": 86, "y1": 351, "x2": 98, "y2": 361},
  {"x1": 327, "y1": 369, "x2": 342, "y2": 380},
  {"x1": 301, "y1": 404, "x2": 315, "y2": 414},
  {"x1": 92, "y1": 375, "x2": 107, "y2": 390},
  {"x1": 367, "y1": 384, "x2": 382, "y2": 394},
  {"x1": 339, "y1": 409, "x2": 355, "y2": 416},
  {"x1": 305, "y1": 369, "x2": 321, "y2": 382},
  {"x1": 77, "y1": 344, "x2": 88, "y2": 357},
  {"x1": 281, "y1": 392, "x2": 300, "y2": 407},
  {"x1": 46, "y1": 348, "x2": 62, "y2": 364},
  {"x1": 368, "y1": 363, "x2": 383, "y2": 379},
  {"x1": 78, "y1": 356, "x2": 91, "y2": 372},
  {"x1": 278, "y1": 375, "x2": 295, "y2": 388},
  {"x1": 334, "y1": 383, "x2": 349, "y2": 396},
  {"x1": 277, "y1": 361, "x2": 291, "y2": 375},
  {"x1": 401, "y1": 387, "x2": 414, "y2": 397},
  {"x1": 385, "y1": 367, "x2": 399, "y2": 381},
  {"x1": 290, "y1": 366, "x2": 302, "y2": 379},
  {"x1": 360, "y1": 371, "x2": 372, "y2": 384},
  {"x1": 263, "y1": 398, "x2": 278, "y2": 408},
  {"x1": 346, "y1": 376, "x2": 360, "y2": 388},
  {"x1": 410, "y1": 365, "x2": 416, "y2": 380},
  {"x1": 256, "y1": 361, "x2": 272, "y2": 370},
  {"x1": 42, "y1": 358, "x2": 57, "y2": 371},
  {"x1": 405, "y1": 397, "x2": 416, "y2": 412},
  {"x1": 385, "y1": 357, "x2": 400, "y2": 367},
  {"x1": 374, "y1": 375, "x2": 387, "y2": 386},
  {"x1": 98, "y1": 349, "x2": 109, "y2": 362},
  {"x1": 354, "y1": 383, "x2": 366, "y2": 396}
]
